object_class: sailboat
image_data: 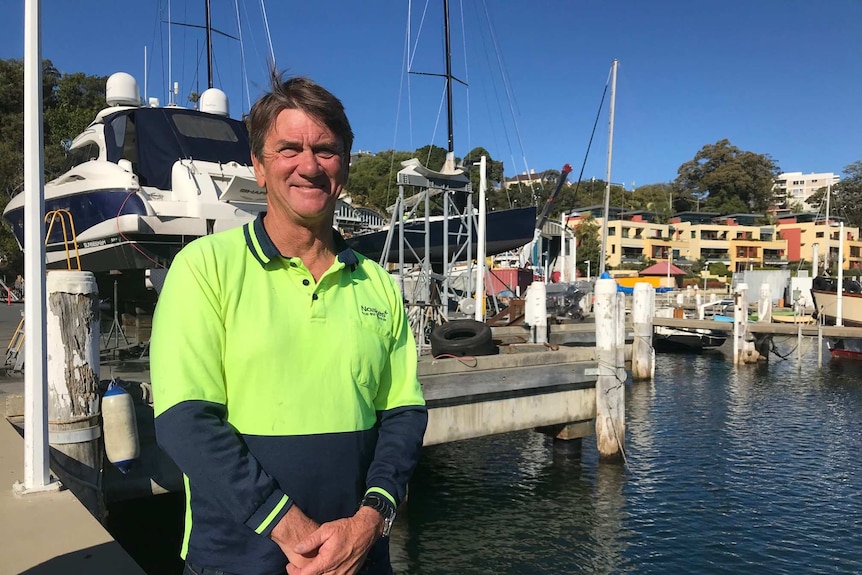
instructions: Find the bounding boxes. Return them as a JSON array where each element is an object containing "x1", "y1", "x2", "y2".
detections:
[{"x1": 345, "y1": 0, "x2": 537, "y2": 266}]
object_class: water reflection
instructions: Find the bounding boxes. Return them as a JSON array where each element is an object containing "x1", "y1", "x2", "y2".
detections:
[{"x1": 393, "y1": 354, "x2": 862, "y2": 574}]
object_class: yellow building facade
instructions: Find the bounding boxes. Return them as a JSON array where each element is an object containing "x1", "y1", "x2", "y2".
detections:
[{"x1": 568, "y1": 210, "x2": 862, "y2": 273}]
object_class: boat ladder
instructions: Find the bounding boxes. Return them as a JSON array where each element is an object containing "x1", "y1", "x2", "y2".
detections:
[{"x1": 5, "y1": 210, "x2": 83, "y2": 371}]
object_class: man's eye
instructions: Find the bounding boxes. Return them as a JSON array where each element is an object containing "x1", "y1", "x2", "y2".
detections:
[
  {"x1": 316, "y1": 150, "x2": 337, "y2": 159},
  {"x1": 278, "y1": 147, "x2": 300, "y2": 158}
]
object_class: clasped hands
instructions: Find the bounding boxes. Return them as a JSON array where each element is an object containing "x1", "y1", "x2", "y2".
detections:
[{"x1": 271, "y1": 503, "x2": 383, "y2": 575}]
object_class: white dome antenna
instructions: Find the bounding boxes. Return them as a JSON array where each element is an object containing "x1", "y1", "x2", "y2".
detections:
[
  {"x1": 106, "y1": 72, "x2": 140, "y2": 107},
  {"x1": 199, "y1": 88, "x2": 229, "y2": 116}
]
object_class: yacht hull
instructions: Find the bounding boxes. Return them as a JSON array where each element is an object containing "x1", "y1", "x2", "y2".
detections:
[{"x1": 346, "y1": 206, "x2": 537, "y2": 264}]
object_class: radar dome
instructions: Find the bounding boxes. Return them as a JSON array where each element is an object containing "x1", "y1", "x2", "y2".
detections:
[
  {"x1": 199, "y1": 88, "x2": 229, "y2": 116},
  {"x1": 105, "y1": 73, "x2": 140, "y2": 107}
]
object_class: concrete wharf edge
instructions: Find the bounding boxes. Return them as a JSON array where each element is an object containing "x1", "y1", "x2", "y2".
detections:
[{"x1": 0, "y1": 415, "x2": 146, "y2": 575}]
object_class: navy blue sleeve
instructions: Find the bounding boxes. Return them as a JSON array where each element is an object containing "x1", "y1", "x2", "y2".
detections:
[
  {"x1": 364, "y1": 405, "x2": 428, "y2": 506},
  {"x1": 155, "y1": 400, "x2": 292, "y2": 536}
]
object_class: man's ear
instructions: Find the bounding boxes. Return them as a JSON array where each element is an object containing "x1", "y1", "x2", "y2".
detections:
[{"x1": 252, "y1": 154, "x2": 266, "y2": 188}]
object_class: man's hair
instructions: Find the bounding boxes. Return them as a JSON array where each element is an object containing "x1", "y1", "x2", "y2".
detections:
[{"x1": 247, "y1": 72, "x2": 354, "y2": 163}]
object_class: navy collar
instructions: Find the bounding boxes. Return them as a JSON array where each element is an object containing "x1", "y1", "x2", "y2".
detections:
[{"x1": 244, "y1": 212, "x2": 358, "y2": 270}]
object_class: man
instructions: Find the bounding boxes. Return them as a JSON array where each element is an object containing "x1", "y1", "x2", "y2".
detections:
[{"x1": 151, "y1": 74, "x2": 428, "y2": 575}]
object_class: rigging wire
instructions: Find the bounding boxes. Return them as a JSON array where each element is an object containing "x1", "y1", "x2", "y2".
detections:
[
  {"x1": 408, "y1": 0, "x2": 432, "y2": 72},
  {"x1": 458, "y1": 0, "x2": 471, "y2": 153},
  {"x1": 479, "y1": 0, "x2": 538, "y2": 196},
  {"x1": 259, "y1": 0, "x2": 276, "y2": 69},
  {"x1": 466, "y1": 0, "x2": 514, "y2": 204},
  {"x1": 570, "y1": 78, "x2": 610, "y2": 211},
  {"x1": 383, "y1": 0, "x2": 415, "y2": 210},
  {"x1": 239, "y1": 1, "x2": 266, "y2": 85},
  {"x1": 428, "y1": 84, "x2": 449, "y2": 167},
  {"x1": 407, "y1": 0, "x2": 415, "y2": 149}
]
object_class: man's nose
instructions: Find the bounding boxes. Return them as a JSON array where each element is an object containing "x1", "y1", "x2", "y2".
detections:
[{"x1": 296, "y1": 149, "x2": 323, "y2": 176}]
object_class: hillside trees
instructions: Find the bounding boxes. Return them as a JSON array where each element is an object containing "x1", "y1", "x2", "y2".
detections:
[
  {"x1": 347, "y1": 145, "x2": 507, "y2": 216},
  {"x1": 675, "y1": 139, "x2": 779, "y2": 214}
]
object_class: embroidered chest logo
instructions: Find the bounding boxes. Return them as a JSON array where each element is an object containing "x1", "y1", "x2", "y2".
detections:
[{"x1": 361, "y1": 305, "x2": 388, "y2": 321}]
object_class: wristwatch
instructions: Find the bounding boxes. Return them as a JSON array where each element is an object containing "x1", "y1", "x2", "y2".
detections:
[{"x1": 360, "y1": 493, "x2": 397, "y2": 537}]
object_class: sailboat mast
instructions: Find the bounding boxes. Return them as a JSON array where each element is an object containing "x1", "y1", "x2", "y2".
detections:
[
  {"x1": 599, "y1": 59, "x2": 618, "y2": 277},
  {"x1": 205, "y1": 0, "x2": 214, "y2": 89},
  {"x1": 443, "y1": 0, "x2": 454, "y2": 154}
]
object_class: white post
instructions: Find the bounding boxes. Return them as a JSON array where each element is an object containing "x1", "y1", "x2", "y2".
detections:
[
  {"x1": 733, "y1": 283, "x2": 747, "y2": 365},
  {"x1": 571, "y1": 233, "x2": 577, "y2": 282},
  {"x1": 837, "y1": 222, "x2": 844, "y2": 327},
  {"x1": 812, "y1": 243, "x2": 819, "y2": 277},
  {"x1": 758, "y1": 283, "x2": 772, "y2": 323},
  {"x1": 525, "y1": 282, "x2": 547, "y2": 344},
  {"x1": 474, "y1": 156, "x2": 487, "y2": 322},
  {"x1": 594, "y1": 278, "x2": 623, "y2": 461},
  {"x1": 16, "y1": 0, "x2": 56, "y2": 495},
  {"x1": 631, "y1": 283, "x2": 655, "y2": 381},
  {"x1": 559, "y1": 213, "x2": 567, "y2": 282}
]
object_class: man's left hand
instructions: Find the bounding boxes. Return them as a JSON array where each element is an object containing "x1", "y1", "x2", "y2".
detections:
[{"x1": 286, "y1": 507, "x2": 383, "y2": 575}]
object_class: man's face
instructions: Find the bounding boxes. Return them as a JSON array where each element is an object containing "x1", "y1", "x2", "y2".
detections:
[{"x1": 252, "y1": 108, "x2": 348, "y2": 227}]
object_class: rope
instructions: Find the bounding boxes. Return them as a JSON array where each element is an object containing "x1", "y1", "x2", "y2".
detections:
[{"x1": 431, "y1": 353, "x2": 479, "y2": 367}]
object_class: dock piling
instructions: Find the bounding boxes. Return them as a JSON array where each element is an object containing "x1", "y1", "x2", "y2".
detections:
[
  {"x1": 594, "y1": 278, "x2": 624, "y2": 462},
  {"x1": 45, "y1": 270, "x2": 103, "y2": 518},
  {"x1": 631, "y1": 283, "x2": 655, "y2": 381}
]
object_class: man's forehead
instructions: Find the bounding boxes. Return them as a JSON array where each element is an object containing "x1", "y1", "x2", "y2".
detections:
[{"x1": 266, "y1": 109, "x2": 340, "y2": 143}]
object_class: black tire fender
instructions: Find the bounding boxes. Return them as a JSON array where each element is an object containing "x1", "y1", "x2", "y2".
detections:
[{"x1": 430, "y1": 319, "x2": 497, "y2": 357}]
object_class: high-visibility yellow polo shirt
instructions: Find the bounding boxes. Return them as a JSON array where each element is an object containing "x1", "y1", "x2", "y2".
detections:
[{"x1": 151, "y1": 213, "x2": 427, "y2": 575}]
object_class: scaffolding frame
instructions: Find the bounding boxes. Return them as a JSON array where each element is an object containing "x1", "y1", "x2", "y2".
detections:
[{"x1": 381, "y1": 159, "x2": 473, "y2": 353}]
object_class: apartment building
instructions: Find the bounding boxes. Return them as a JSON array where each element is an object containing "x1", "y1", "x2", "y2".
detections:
[
  {"x1": 773, "y1": 171, "x2": 839, "y2": 212},
  {"x1": 566, "y1": 208, "x2": 862, "y2": 273}
]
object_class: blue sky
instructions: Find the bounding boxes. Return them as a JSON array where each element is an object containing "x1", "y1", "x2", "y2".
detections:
[{"x1": 3, "y1": 1, "x2": 861, "y2": 188}]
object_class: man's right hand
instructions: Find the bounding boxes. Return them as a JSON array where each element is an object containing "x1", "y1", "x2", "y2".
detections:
[{"x1": 270, "y1": 504, "x2": 320, "y2": 569}]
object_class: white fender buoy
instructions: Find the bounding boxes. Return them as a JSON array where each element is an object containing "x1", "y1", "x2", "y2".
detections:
[{"x1": 102, "y1": 380, "x2": 140, "y2": 474}]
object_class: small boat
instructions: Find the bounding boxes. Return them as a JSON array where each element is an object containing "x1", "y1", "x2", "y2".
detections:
[
  {"x1": 826, "y1": 338, "x2": 862, "y2": 359},
  {"x1": 653, "y1": 307, "x2": 727, "y2": 352},
  {"x1": 653, "y1": 325, "x2": 727, "y2": 352},
  {"x1": 810, "y1": 275, "x2": 862, "y2": 328},
  {"x1": 810, "y1": 275, "x2": 862, "y2": 358}
]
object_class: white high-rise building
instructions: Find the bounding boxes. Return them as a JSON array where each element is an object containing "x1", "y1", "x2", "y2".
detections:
[{"x1": 774, "y1": 171, "x2": 839, "y2": 212}]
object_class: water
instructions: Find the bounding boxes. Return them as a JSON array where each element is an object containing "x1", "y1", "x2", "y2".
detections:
[
  {"x1": 388, "y1": 351, "x2": 862, "y2": 574},
  {"x1": 111, "y1": 350, "x2": 862, "y2": 574}
]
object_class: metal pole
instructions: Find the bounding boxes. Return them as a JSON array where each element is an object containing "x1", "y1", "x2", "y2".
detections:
[
  {"x1": 19, "y1": 0, "x2": 53, "y2": 493},
  {"x1": 599, "y1": 59, "x2": 618, "y2": 277},
  {"x1": 837, "y1": 222, "x2": 844, "y2": 326},
  {"x1": 475, "y1": 157, "x2": 487, "y2": 321},
  {"x1": 443, "y1": 0, "x2": 454, "y2": 154},
  {"x1": 205, "y1": 0, "x2": 214, "y2": 89}
]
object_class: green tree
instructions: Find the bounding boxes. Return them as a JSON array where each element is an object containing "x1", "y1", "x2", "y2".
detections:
[
  {"x1": 462, "y1": 146, "x2": 503, "y2": 190},
  {"x1": 675, "y1": 139, "x2": 780, "y2": 214},
  {"x1": 413, "y1": 144, "x2": 449, "y2": 172},
  {"x1": 807, "y1": 161, "x2": 862, "y2": 228},
  {"x1": 572, "y1": 215, "x2": 603, "y2": 277}
]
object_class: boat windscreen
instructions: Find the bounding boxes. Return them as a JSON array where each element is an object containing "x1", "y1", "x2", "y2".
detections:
[{"x1": 104, "y1": 108, "x2": 252, "y2": 190}]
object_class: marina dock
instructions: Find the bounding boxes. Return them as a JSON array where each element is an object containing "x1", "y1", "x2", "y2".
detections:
[{"x1": 1, "y1": 391, "x2": 145, "y2": 575}]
